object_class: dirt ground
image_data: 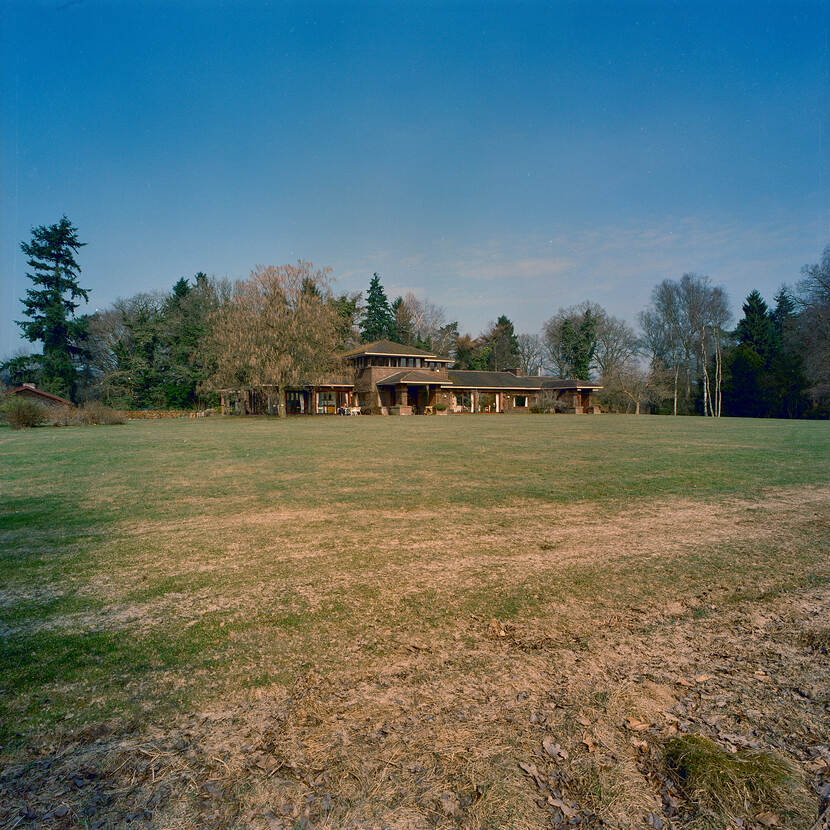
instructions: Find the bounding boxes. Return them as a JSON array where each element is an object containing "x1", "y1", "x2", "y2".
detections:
[{"x1": 3, "y1": 482, "x2": 829, "y2": 830}]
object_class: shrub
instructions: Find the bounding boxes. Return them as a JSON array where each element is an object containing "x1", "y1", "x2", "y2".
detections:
[
  {"x1": 77, "y1": 401, "x2": 126, "y2": 425},
  {"x1": 1, "y1": 397, "x2": 47, "y2": 429},
  {"x1": 121, "y1": 409, "x2": 190, "y2": 420},
  {"x1": 47, "y1": 405, "x2": 78, "y2": 426},
  {"x1": 45, "y1": 401, "x2": 126, "y2": 426},
  {"x1": 434, "y1": 402, "x2": 447, "y2": 411}
]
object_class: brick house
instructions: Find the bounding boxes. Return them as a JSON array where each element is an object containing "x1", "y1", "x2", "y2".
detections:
[{"x1": 219, "y1": 340, "x2": 601, "y2": 415}]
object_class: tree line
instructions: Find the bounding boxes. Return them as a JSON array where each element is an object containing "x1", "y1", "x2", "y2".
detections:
[{"x1": 4, "y1": 216, "x2": 829, "y2": 418}]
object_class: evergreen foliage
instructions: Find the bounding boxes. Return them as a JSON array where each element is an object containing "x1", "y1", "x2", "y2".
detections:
[
  {"x1": 359, "y1": 274, "x2": 395, "y2": 342},
  {"x1": 560, "y1": 308, "x2": 597, "y2": 380},
  {"x1": 723, "y1": 290, "x2": 809, "y2": 418},
  {"x1": 735, "y1": 290, "x2": 776, "y2": 365},
  {"x1": 770, "y1": 287, "x2": 796, "y2": 337},
  {"x1": 15, "y1": 216, "x2": 89, "y2": 400},
  {"x1": 86, "y1": 274, "x2": 225, "y2": 409},
  {"x1": 330, "y1": 292, "x2": 361, "y2": 350},
  {"x1": 486, "y1": 315, "x2": 520, "y2": 370}
]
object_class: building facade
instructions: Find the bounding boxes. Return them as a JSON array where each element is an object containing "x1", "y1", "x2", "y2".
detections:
[{"x1": 219, "y1": 340, "x2": 601, "y2": 415}]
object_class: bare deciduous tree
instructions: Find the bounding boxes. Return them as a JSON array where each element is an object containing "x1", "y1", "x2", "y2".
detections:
[
  {"x1": 516, "y1": 333, "x2": 543, "y2": 375},
  {"x1": 205, "y1": 262, "x2": 340, "y2": 416},
  {"x1": 394, "y1": 292, "x2": 458, "y2": 355},
  {"x1": 640, "y1": 274, "x2": 730, "y2": 416},
  {"x1": 594, "y1": 313, "x2": 640, "y2": 383},
  {"x1": 798, "y1": 245, "x2": 830, "y2": 404}
]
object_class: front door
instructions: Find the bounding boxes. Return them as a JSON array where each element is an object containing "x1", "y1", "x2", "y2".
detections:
[{"x1": 407, "y1": 386, "x2": 420, "y2": 413}]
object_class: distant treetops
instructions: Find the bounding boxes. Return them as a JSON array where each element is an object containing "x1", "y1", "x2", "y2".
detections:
[{"x1": 5, "y1": 217, "x2": 829, "y2": 418}]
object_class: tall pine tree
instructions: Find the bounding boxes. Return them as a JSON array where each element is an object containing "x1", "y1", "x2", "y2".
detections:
[
  {"x1": 724, "y1": 288, "x2": 808, "y2": 418},
  {"x1": 17, "y1": 216, "x2": 89, "y2": 400},
  {"x1": 735, "y1": 290, "x2": 776, "y2": 365},
  {"x1": 359, "y1": 273, "x2": 395, "y2": 342},
  {"x1": 486, "y1": 315, "x2": 520, "y2": 370}
]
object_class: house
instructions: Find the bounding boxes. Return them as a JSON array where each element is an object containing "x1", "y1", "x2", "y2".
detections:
[
  {"x1": 218, "y1": 340, "x2": 601, "y2": 415},
  {"x1": 5, "y1": 383, "x2": 73, "y2": 408}
]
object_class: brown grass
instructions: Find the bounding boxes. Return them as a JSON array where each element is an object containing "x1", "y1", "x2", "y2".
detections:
[{"x1": 1, "y1": 418, "x2": 829, "y2": 829}]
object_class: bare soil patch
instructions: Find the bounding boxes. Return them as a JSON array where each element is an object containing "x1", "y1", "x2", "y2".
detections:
[{"x1": 2, "y1": 486, "x2": 829, "y2": 829}]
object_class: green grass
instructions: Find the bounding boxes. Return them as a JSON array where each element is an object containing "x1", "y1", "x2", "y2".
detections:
[
  {"x1": 1, "y1": 414, "x2": 829, "y2": 748},
  {"x1": 665, "y1": 734, "x2": 797, "y2": 819}
]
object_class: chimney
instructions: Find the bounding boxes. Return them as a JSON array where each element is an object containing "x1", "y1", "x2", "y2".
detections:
[
  {"x1": 504, "y1": 367, "x2": 522, "y2": 376},
  {"x1": 23, "y1": 383, "x2": 36, "y2": 389}
]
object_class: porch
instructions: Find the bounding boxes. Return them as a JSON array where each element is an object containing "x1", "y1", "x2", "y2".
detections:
[
  {"x1": 375, "y1": 371, "x2": 454, "y2": 415},
  {"x1": 218, "y1": 384, "x2": 355, "y2": 415}
]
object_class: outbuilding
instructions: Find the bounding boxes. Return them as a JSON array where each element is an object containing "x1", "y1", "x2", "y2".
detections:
[{"x1": 5, "y1": 383, "x2": 73, "y2": 408}]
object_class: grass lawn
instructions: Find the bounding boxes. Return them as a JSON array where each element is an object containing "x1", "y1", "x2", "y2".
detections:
[{"x1": 1, "y1": 414, "x2": 829, "y2": 829}]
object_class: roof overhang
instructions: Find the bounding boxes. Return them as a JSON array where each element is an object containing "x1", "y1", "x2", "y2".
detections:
[{"x1": 376, "y1": 378, "x2": 454, "y2": 387}]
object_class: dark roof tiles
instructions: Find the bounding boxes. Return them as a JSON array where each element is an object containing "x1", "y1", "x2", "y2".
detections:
[
  {"x1": 447, "y1": 371, "x2": 600, "y2": 390},
  {"x1": 341, "y1": 340, "x2": 451, "y2": 360}
]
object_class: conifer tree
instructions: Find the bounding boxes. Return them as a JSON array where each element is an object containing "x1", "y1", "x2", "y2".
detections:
[
  {"x1": 359, "y1": 273, "x2": 395, "y2": 342},
  {"x1": 16, "y1": 216, "x2": 89, "y2": 399},
  {"x1": 486, "y1": 315, "x2": 520, "y2": 370},
  {"x1": 735, "y1": 290, "x2": 776, "y2": 365},
  {"x1": 770, "y1": 287, "x2": 796, "y2": 337}
]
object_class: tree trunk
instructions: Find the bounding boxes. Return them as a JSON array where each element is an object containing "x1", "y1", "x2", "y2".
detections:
[
  {"x1": 673, "y1": 364, "x2": 679, "y2": 416},
  {"x1": 700, "y1": 335, "x2": 711, "y2": 416},
  {"x1": 278, "y1": 385, "x2": 287, "y2": 418}
]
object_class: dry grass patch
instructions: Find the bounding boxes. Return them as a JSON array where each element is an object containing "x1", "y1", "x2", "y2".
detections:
[{"x1": 2, "y1": 416, "x2": 830, "y2": 828}]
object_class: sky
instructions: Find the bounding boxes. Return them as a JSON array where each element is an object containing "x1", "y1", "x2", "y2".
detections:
[{"x1": 1, "y1": 0, "x2": 828, "y2": 356}]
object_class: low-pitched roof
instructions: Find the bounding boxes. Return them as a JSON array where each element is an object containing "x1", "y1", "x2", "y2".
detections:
[
  {"x1": 341, "y1": 340, "x2": 452, "y2": 361},
  {"x1": 539, "y1": 378, "x2": 602, "y2": 390},
  {"x1": 375, "y1": 370, "x2": 454, "y2": 387},
  {"x1": 447, "y1": 370, "x2": 601, "y2": 391},
  {"x1": 6, "y1": 384, "x2": 73, "y2": 406}
]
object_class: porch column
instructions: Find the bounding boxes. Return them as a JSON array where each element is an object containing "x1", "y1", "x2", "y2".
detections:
[{"x1": 399, "y1": 385, "x2": 408, "y2": 406}]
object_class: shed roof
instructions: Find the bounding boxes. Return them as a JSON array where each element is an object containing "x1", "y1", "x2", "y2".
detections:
[{"x1": 6, "y1": 384, "x2": 73, "y2": 406}]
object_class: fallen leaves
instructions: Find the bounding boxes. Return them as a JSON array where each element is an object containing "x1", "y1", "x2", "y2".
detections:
[
  {"x1": 517, "y1": 761, "x2": 546, "y2": 789},
  {"x1": 543, "y1": 737, "x2": 568, "y2": 762}
]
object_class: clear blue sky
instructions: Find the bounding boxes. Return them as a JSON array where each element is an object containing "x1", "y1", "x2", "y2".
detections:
[{"x1": 1, "y1": 0, "x2": 828, "y2": 355}]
